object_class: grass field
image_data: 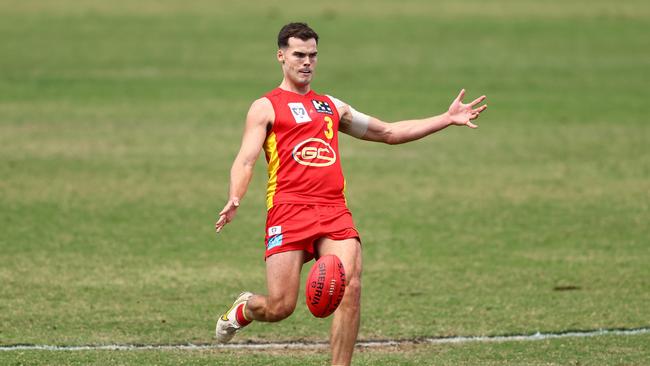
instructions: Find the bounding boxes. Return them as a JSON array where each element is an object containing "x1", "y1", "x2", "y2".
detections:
[{"x1": 1, "y1": 0, "x2": 649, "y2": 364}]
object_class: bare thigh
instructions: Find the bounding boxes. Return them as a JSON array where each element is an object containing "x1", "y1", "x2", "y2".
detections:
[
  {"x1": 265, "y1": 250, "x2": 308, "y2": 311},
  {"x1": 315, "y1": 237, "x2": 362, "y2": 287}
]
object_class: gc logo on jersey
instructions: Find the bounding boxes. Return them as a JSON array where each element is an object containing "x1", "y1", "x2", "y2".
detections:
[
  {"x1": 288, "y1": 102, "x2": 312, "y2": 123},
  {"x1": 312, "y1": 100, "x2": 333, "y2": 115},
  {"x1": 292, "y1": 138, "x2": 337, "y2": 167}
]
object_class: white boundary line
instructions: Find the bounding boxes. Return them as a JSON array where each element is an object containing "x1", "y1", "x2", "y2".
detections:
[{"x1": 1, "y1": 327, "x2": 648, "y2": 351}]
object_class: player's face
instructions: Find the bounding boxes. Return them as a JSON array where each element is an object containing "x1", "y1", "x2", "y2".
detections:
[{"x1": 278, "y1": 37, "x2": 318, "y2": 87}]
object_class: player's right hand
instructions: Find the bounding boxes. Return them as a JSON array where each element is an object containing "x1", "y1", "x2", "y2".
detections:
[{"x1": 215, "y1": 198, "x2": 240, "y2": 234}]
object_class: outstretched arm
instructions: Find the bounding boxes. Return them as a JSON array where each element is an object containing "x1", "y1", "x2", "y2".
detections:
[
  {"x1": 339, "y1": 89, "x2": 487, "y2": 144},
  {"x1": 215, "y1": 98, "x2": 273, "y2": 233}
]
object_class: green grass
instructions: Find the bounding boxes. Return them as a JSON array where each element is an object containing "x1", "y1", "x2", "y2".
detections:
[
  {"x1": 1, "y1": 0, "x2": 649, "y2": 364},
  {"x1": 2, "y1": 334, "x2": 650, "y2": 365}
]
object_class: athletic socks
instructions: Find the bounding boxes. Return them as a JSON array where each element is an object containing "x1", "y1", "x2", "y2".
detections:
[{"x1": 235, "y1": 302, "x2": 252, "y2": 327}]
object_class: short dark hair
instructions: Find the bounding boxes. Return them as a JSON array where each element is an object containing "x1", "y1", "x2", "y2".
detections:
[{"x1": 277, "y1": 22, "x2": 319, "y2": 48}]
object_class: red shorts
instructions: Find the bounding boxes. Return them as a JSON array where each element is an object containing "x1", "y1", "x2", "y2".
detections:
[{"x1": 264, "y1": 204, "x2": 360, "y2": 261}]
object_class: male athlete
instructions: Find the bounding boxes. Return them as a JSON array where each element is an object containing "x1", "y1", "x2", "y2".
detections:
[{"x1": 214, "y1": 23, "x2": 487, "y2": 365}]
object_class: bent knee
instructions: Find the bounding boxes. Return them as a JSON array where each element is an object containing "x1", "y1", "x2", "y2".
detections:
[
  {"x1": 346, "y1": 276, "x2": 361, "y2": 297},
  {"x1": 341, "y1": 278, "x2": 361, "y2": 309}
]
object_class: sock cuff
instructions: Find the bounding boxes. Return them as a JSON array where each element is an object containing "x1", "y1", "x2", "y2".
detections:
[
  {"x1": 241, "y1": 301, "x2": 251, "y2": 322},
  {"x1": 235, "y1": 303, "x2": 252, "y2": 326}
]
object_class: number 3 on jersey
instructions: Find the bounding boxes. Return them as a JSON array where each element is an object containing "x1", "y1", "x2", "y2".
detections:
[{"x1": 324, "y1": 116, "x2": 334, "y2": 140}]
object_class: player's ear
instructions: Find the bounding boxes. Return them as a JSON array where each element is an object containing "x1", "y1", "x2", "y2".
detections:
[{"x1": 277, "y1": 49, "x2": 285, "y2": 64}]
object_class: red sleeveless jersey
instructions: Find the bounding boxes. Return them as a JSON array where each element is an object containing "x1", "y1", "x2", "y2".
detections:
[{"x1": 262, "y1": 88, "x2": 346, "y2": 209}]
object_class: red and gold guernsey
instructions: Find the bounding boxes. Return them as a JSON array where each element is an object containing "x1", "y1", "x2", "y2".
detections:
[{"x1": 263, "y1": 88, "x2": 346, "y2": 210}]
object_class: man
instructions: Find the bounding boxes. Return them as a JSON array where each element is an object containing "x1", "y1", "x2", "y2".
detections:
[{"x1": 215, "y1": 22, "x2": 487, "y2": 366}]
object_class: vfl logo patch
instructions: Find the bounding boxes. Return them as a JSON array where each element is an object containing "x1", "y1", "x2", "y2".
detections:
[
  {"x1": 267, "y1": 234, "x2": 283, "y2": 250},
  {"x1": 268, "y1": 225, "x2": 282, "y2": 236},
  {"x1": 288, "y1": 102, "x2": 311, "y2": 123},
  {"x1": 312, "y1": 100, "x2": 333, "y2": 115},
  {"x1": 292, "y1": 138, "x2": 337, "y2": 167}
]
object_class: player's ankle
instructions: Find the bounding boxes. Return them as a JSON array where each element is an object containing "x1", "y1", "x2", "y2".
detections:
[{"x1": 235, "y1": 302, "x2": 252, "y2": 327}]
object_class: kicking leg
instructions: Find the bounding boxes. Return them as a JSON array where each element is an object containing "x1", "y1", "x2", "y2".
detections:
[
  {"x1": 216, "y1": 250, "x2": 305, "y2": 343},
  {"x1": 316, "y1": 238, "x2": 362, "y2": 366},
  {"x1": 245, "y1": 249, "x2": 306, "y2": 322}
]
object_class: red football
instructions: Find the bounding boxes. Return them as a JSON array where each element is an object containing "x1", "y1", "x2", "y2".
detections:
[{"x1": 305, "y1": 254, "x2": 346, "y2": 318}]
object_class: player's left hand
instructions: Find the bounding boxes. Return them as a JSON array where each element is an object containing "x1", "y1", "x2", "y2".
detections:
[
  {"x1": 215, "y1": 197, "x2": 240, "y2": 234},
  {"x1": 447, "y1": 89, "x2": 487, "y2": 128}
]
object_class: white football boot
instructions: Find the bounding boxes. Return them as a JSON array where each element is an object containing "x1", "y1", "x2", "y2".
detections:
[{"x1": 215, "y1": 292, "x2": 253, "y2": 343}]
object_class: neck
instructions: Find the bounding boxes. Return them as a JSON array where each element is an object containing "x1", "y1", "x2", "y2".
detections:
[{"x1": 279, "y1": 78, "x2": 311, "y2": 95}]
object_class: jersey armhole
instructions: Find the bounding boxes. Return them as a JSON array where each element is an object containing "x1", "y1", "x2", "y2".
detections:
[{"x1": 260, "y1": 96, "x2": 277, "y2": 134}]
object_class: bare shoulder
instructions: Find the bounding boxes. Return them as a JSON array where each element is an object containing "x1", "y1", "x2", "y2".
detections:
[
  {"x1": 248, "y1": 98, "x2": 273, "y2": 117},
  {"x1": 239, "y1": 97, "x2": 275, "y2": 131},
  {"x1": 244, "y1": 97, "x2": 274, "y2": 129},
  {"x1": 326, "y1": 94, "x2": 351, "y2": 122}
]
